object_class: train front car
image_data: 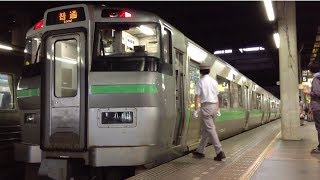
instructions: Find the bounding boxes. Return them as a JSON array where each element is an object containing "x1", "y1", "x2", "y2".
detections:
[
  {"x1": 39, "y1": 4, "x2": 176, "y2": 179},
  {"x1": 14, "y1": 22, "x2": 43, "y2": 176},
  {"x1": 90, "y1": 9, "x2": 175, "y2": 166}
]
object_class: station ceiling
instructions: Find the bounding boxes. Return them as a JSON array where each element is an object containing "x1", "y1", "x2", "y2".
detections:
[{"x1": 0, "y1": 1, "x2": 319, "y2": 98}]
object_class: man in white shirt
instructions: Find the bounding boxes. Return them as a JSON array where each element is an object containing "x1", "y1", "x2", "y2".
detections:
[{"x1": 192, "y1": 64, "x2": 226, "y2": 161}]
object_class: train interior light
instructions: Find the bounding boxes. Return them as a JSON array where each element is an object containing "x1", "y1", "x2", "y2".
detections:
[{"x1": 137, "y1": 25, "x2": 154, "y2": 35}]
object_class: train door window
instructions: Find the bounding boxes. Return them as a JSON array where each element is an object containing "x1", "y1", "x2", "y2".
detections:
[
  {"x1": 261, "y1": 94, "x2": 264, "y2": 109},
  {"x1": 251, "y1": 91, "x2": 258, "y2": 110},
  {"x1": 54, "y1": 39, "x2": 78, "y2": 97},
  {"x1": 0, "y1": 73, "x2": 14, "y2": 110},
  {"x1": 238, "y1": 84, "x2": 243, "y2": 108},
  {"x1": 163, "y1": 28, "x2": 172, "y2": 64},
  {"x1": 217, "y1": 75, "x2": 231, "y2": 109},
  {"x1": 256, "y1": 93, "x2": 262, "y2": 110},
  {"x1": 189, "y1": 64, "x2": 200, "y2": 109}
]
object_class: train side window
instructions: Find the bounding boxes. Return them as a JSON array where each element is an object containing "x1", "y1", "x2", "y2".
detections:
[
  {"x1": 163, "y1": 28, "x2": 172, "y2": 64},
  {"x1": 217, "y1": 75, "x2": 231, "y2": 109},
  {"x1": 0, "y1": 73, "x2": 14, "y2": 110},
  {"x1": 189, "y1": 65, "x2": 200, "y2": 109},
  {"x1": 54, "y1": 39, "x2": 78, "y2": 98}
]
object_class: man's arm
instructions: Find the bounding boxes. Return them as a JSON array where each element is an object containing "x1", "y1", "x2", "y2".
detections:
[
  {"x1": 311, "y1": 79, "x2": 320, "y2": 97},
  {"x1": 194, "y1": 95, "x2": 200, "y2": 111}
]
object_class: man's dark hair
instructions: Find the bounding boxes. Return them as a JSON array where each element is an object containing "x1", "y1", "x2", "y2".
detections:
[
  {"x1": 308, "y1": 61, "x2": 320, "y2": 73},
  {"x1": 200, "y1": 69, "x2": 210, "y2": 75}
]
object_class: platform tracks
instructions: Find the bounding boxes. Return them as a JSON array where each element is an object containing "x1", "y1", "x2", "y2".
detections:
[{"x1": 128, "y1": 120, "x2": 281, "y2": 180}]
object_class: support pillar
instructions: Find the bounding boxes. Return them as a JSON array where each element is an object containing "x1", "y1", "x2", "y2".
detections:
[{"x1": 277, "y1": 1, "x2": 302, "y2": 140}]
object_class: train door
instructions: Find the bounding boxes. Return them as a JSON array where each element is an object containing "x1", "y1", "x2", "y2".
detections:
[
  {"x1": 266, "y1": 97, "x2": 271, "y2": 122},
  {"x1": 261, "y1": 94, "x2": 265, "y2": 123},
  {"x1": 172, "y1": 50, "x2": 185, "y2": 145},
  {"x1": 41, "y1": 31, "x2": 86, "y2": 151},
  {"x1": 244, "y1": 86, "x2": 250, "y2": 130},
  {"x1": 186, "y1": 62, "x2": 201, "y2": 148}
]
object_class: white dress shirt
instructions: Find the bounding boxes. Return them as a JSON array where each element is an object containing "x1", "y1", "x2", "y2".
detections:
[{"x1": 195, "y1": 74, "x2": 219, "y2": 103}]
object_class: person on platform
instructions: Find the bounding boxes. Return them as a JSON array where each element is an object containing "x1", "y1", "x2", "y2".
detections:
[
  {"x1": 192, "y1": 64, "x2": 226, "y2": 161},
  {"x1": 303, "y1": 61, "x2": 320, "y2": 153}
]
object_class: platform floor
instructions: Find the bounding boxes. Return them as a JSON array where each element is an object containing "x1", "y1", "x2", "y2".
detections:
[
  {"x1": 128, "y1": 120, "x2": 320, "y2": 180},
  {"x1": 251, "y1": 121, "x2": 320, "y2": 180}
]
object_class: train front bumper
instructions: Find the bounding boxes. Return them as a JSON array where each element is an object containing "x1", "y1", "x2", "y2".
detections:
[{"x1": 14, "y1": 142, "x2": 41, "y2": 163}]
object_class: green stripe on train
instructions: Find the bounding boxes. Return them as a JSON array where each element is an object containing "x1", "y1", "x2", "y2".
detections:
[
  {"x1": 91, "y1": 84, "x2": 158, "y2": 94},
  {"x1": 216, "y1": 110, "x2": 246, "y2": 122},
  {"x1": 250, "y1": 110, "x2": 264, "y2": 118},
  {"x1": 17, "y1": 88, "x2": 40, "y2": 98}
]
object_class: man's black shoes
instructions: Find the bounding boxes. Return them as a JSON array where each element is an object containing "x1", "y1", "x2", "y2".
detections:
[
  {"x1": 192, "y1": 151, "x2": 226, "y2": 161},
  {"x1": 214, "y1": 151, "x2": 226, "y2": 161},
  {"x1": 192, "y1": 151, "x2": 205, "y2": 158}
]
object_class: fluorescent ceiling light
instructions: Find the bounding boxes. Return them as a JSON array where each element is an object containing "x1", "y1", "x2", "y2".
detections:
[
  {"x1": 244, "y1": 47, "x2": 260, "y2": 51},
  {"x1": 224, "y1": 49, "x2": 232, "y2": 54},
  {"x1": 263, "y1": 0, "x2": 275, "y2": 21},
  {"x1": 0, "y1": 44, "x2": 13, "y2": 51},
  {"x1": 214, "y1": 50, "x2": 224, "y2": 55},
  {"x1": 187, "y1": 43, "x2": 207, "y2": 63},
  {"x1": 238, "y1": 47, "x2": 265, "y2": 52},
  {"x1": 214, "y1": 49, "x2": 232, "y2": 54},
  {"x1": 137, "y1": 25, "x2": 154, "y2": 36},
  {"x1": 273, "y1": 32, "x2": 280, "y2": 48}
]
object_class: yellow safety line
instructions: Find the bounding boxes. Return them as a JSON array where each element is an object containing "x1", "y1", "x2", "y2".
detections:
[{"x1": 240, "y1": 131, "x2": 281, "y2": 180}]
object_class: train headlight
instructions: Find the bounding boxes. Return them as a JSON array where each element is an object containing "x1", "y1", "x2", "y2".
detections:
[
  {"x1": 101, "y1": 111, "x2": 134, "y2": 124},
  {"x1": 24, "y1": 113, "x2": 36, "y2": 124}
]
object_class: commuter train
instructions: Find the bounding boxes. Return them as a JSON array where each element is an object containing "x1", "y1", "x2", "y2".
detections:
[{"x1": 14, "y1": 4, "x2": 280, "y2": 179}]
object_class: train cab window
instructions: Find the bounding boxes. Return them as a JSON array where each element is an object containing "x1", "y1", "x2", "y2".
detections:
[
  {"x1": 97, "y1": 23, "x2": 159, "y2": 56},
  {"x1": 0, "y1": 73, "x2": 14, "y2": 110},
  {"x1": 217, "y1": 75, "x2": 231, "y2": 109},
  {"x1": 92, "y1": 23, "x2": 161, "y2": 72},
  {"x1": 163, "y1": 28, "x2": 172, "y2": 64},
  {"x1": 54, "y1": 39, "x2": 78, "y2": 97},
  {"x1": 189, "y1": 65, "x2": 200, "y2": 109},
  {"x1": 22, "y1": 37, "x2": 42, "y2": 77},
  {"x1": 25, "y1": 37, "x2": 41, "y2": 65}
]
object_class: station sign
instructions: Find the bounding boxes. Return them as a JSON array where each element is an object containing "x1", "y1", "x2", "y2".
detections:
[{"x1": 302, "y1": 70, "x2": 308, "y2": 82}]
